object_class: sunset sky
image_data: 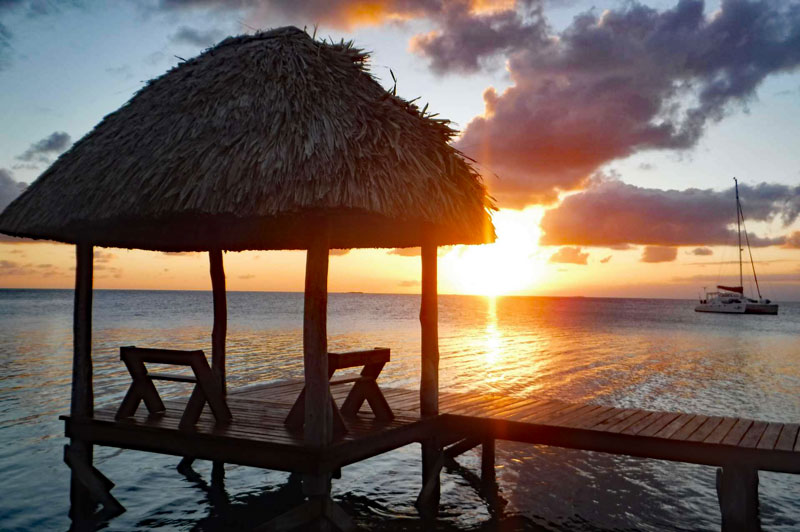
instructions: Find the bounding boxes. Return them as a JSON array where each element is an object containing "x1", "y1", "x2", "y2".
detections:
[{"x1": 1, "y1": 0, "x2": 799, "y2": 299}]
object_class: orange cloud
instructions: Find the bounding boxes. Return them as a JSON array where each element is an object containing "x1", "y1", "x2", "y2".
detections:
[
  {"x1": 783, "y1": 231, "x2": 800, "y2": 249},
  {"x1": 549, "y1": 246, "x2": 588, "y2": 265},
  {"x1": 641, "y1": 246, "x2": 677, "y2": 263}
]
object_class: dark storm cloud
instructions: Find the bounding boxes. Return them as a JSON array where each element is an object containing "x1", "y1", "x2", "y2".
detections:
[
  {"x1": 641, "y1": 246, "x2": 678, "y2": 263},
  {"x1": 410, "y1": 1, "x2": 548, "y2": 73},
  {"x1": 171, "y1": 26, "x2": 226, "y2": 47},
  {"x1": 443, "y1": 0, "x2": 800, "y2": 207},
  {"x1": 539, "y1": 179, "x2": 798, "y2": 248},
  {"x1": 16, "y1": 131, "x2": 71, "y2": 163},
  {"x1": 0, "y1": 168, "x2": 33, "y2": 243},
  {"x1": 0, "y1": 168, "x2": 26, "y2": 211},
  {"x1": 548, "y1": 246, "x2": 588, "y2": 264}
]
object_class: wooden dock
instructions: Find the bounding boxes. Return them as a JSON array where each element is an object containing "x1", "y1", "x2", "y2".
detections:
[{"x1": 63, "y1": 380, "x2": 800, "y2": 530}]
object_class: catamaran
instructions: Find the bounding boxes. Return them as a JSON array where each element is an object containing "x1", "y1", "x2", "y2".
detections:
[{"x1": 695, "y1": 178, "x2": 779, "y2": 315}]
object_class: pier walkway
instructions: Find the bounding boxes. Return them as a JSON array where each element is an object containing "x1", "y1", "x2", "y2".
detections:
[{"x1": 64, "y1": 379, "x2": 799, "y2": 530}]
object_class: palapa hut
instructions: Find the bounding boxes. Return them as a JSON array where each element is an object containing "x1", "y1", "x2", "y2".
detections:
[{"x1": 0, "y1": 26, "x2": 495, "y2": 530}]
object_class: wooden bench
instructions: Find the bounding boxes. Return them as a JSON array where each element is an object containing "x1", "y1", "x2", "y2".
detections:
[
  {"x1": 285, "y1": 348, "x2": 394, "y2": 433},
  {"x1": 115, "y1": 346, "x2": 231, "y2": 431}
]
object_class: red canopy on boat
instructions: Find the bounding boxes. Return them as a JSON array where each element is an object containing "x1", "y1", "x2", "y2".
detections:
[{"x1": 717, "y1": 285, "x2": 744, "y2": 294}]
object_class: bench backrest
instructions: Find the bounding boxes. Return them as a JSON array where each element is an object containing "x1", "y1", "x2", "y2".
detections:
[{"x1": 328, "y1": 348, "x2": 390, "y2": 371}]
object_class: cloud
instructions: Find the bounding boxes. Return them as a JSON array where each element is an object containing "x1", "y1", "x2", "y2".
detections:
[
  {"x1": 93, "y1": 250, "x2": 116, "y2": 263},
  {"x1": 330, "y1": 248, "x2": 351, "y2": 256},
  {"x1": 674, "y1": 271, "x2": 800, "y2": 284},
  {"x1": 0, "y1": 260, "x2": 64, "y2": 277},
  {"x1": 0, "y1": 168, "x2": 26, "y2": 211},
  {"x1": 0, "y1": 168, "x2": 32, "y2": 243},
  {"x1": 784, "y1": 231, "x2": 800, "y2": 249},
  {"x1": 94, "y1": 264, "x2": 123, "y2": 278},
  {"x1": 171, "y1": 26, "x2": 226, "y2": 47},
  {"x1": 105, "y1": 65, "x2": 133, "y2": 79},
  {"x1": 238, "y1": 274, "x2": 255, "y2": 279},
  {"x1": 540, "y1": 178, "x2": 798, "y2": 248},
  {"x1": 398, "y1": 279, "x2": 421, "y2": 287},
  {"x1": 153, "y1": 0, "x2": 448, "y2": 28},
  {"x1": 410, "y1": 1, "x2": 548, "y2": 73},
  {"x1": 548, "y1": 246, "x2": 588, "y2": 265},
  {"x1": 600, "y1": 255, "x2": 611, "y2": 263},
  {"x1": 686, "y1": 258, "x2": 790, "y2": 267},
  {"x1": 441, "y1": 0, "x2": 800, "y2": 207},
  {"x1": 690, "y1": 247, "x2": 713, "y2": 256},
  {"x1": 16, "y1": 131, "x2": 71, "y2": 163},
  {"x1": 1, "y1": 1, "x2": 84, "y2": 70},
  {"x1": 388, "y1": 247, "x2": 421, "y2": 257},
  {"x1": 0, "y1": 21, "x2": 10, "y2": 71},
  {"x1": 641, "y1": 246, "x2": 677, "y2": 263}
]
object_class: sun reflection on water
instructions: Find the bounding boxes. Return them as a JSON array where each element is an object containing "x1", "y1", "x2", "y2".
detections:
[{"x1": 483, "y1": 295, "x2": 500, "y2": 368}]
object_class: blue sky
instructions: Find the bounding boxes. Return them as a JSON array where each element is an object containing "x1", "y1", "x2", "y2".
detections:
[
  {"x1": 1, "y1": 0, "x2": 799, "y2": 297},
  {"x1": 2, "y1": 1, "x2": 799, "y2": 190}
]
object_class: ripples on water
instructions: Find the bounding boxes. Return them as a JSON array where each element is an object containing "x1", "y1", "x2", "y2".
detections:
[{"x1": 1, "y1": 289, "x2": 799, "y2": 531}]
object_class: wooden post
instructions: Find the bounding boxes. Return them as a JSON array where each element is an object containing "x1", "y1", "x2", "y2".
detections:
[
  {"x1": 716, "y1": 466, "x2": 760, "y2": 531},
  {"x1": 420, "y1": 242, "x2": 439, "y2": 416},
  {"x1": 303, "y1": 229, "x2": 332, "y2": 502},
  {"x1": 70, "y1": 243, "x2": 95, "y2": 524},
  {"x1": 418, "y1": 241, "x2": 441, "y2": 515},
  {"x1": 209, "y1": 249, "x2": 227, "y2": 394},
  {"x1": 481, "y1": 438, "x2": 496, "y2": 492}
]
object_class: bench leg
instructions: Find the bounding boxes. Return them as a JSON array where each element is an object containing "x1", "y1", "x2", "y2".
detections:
[
  {"x1": 716, "y1": 466, "x2": 760, "y2": 532},
  {"x1": 330, "y1": 395, "x2": 347, "y2": 436},
  {"x1": 341, "y1": 381, "x2": 394, "y2": 420},
  {"x1": 285, "y1": 387, "x2": 306, "y2": 429},
  {"x1": 179, "y1": 386, "x2": 207, "y2": 430}
]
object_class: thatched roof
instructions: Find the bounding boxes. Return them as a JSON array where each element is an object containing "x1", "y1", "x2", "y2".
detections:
[{"x1": 0, "y1": 26, "x2": 494, "y2": 252}]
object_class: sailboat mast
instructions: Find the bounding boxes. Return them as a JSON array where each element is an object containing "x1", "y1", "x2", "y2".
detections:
[
  {"x1": 734, "y1": 177, "x2": 743, "y2": 289},
  {"x1": 736, "y1": 181, "x2": 763, "y2": 299}
]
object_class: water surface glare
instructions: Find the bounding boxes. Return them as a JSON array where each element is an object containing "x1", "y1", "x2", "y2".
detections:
[{"x1": 1, "y1": 289, "x2": 799, "y2": 531}]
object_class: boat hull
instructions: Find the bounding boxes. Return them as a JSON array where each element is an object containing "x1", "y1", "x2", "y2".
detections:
[
  {"x1": 744, "y1": 303, "x2": 779, "y2": 315},
  {"x1": 695, "y1": 303, "x2": 745, "y2": 314},
  {"x1": 694, "y1": 302, "x2": 779, "y2": 315}
]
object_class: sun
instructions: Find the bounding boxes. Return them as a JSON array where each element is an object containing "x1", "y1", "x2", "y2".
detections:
[{"x1": 441, "y1": 207, "x2": 548, "y2": 296}]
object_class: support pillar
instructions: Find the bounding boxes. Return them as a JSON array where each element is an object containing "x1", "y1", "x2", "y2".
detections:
[
  {"x1": 303, "y1": 229, "x2": 333, "y2": 530},
  {"x1": 481, "y1": 438, "x2": 496, "y2": 493},
  {"x1": 418, "y1": 241, "x2": 442, "y2": 516},
  {"x1": 260, "y1": 228, "x2": 355, "y2": 531},
  {"x1": 69, "y1": 243, "x2": 96, "y2": 527},
  {"x1": 716, "y1": 466, "x2": 760, "y2": 531},
  {"x1": 209, "y1": 249, "x2": 227, "y2": 394},
  {"x1": 209, "y1": 249, "x2": 227, "y2": 484},
  {"x1": 68, "y1": 244, "x2": 124, "y2": 526}
]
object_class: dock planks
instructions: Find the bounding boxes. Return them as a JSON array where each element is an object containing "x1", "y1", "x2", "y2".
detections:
[{"x1": 63, "y1": 380, "x2": 800, "y2": 479}]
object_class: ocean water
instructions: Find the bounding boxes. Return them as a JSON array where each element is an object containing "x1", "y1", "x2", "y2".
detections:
[{"x1": 1, "y1": 289, "x2": 799, "y2": 531}]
